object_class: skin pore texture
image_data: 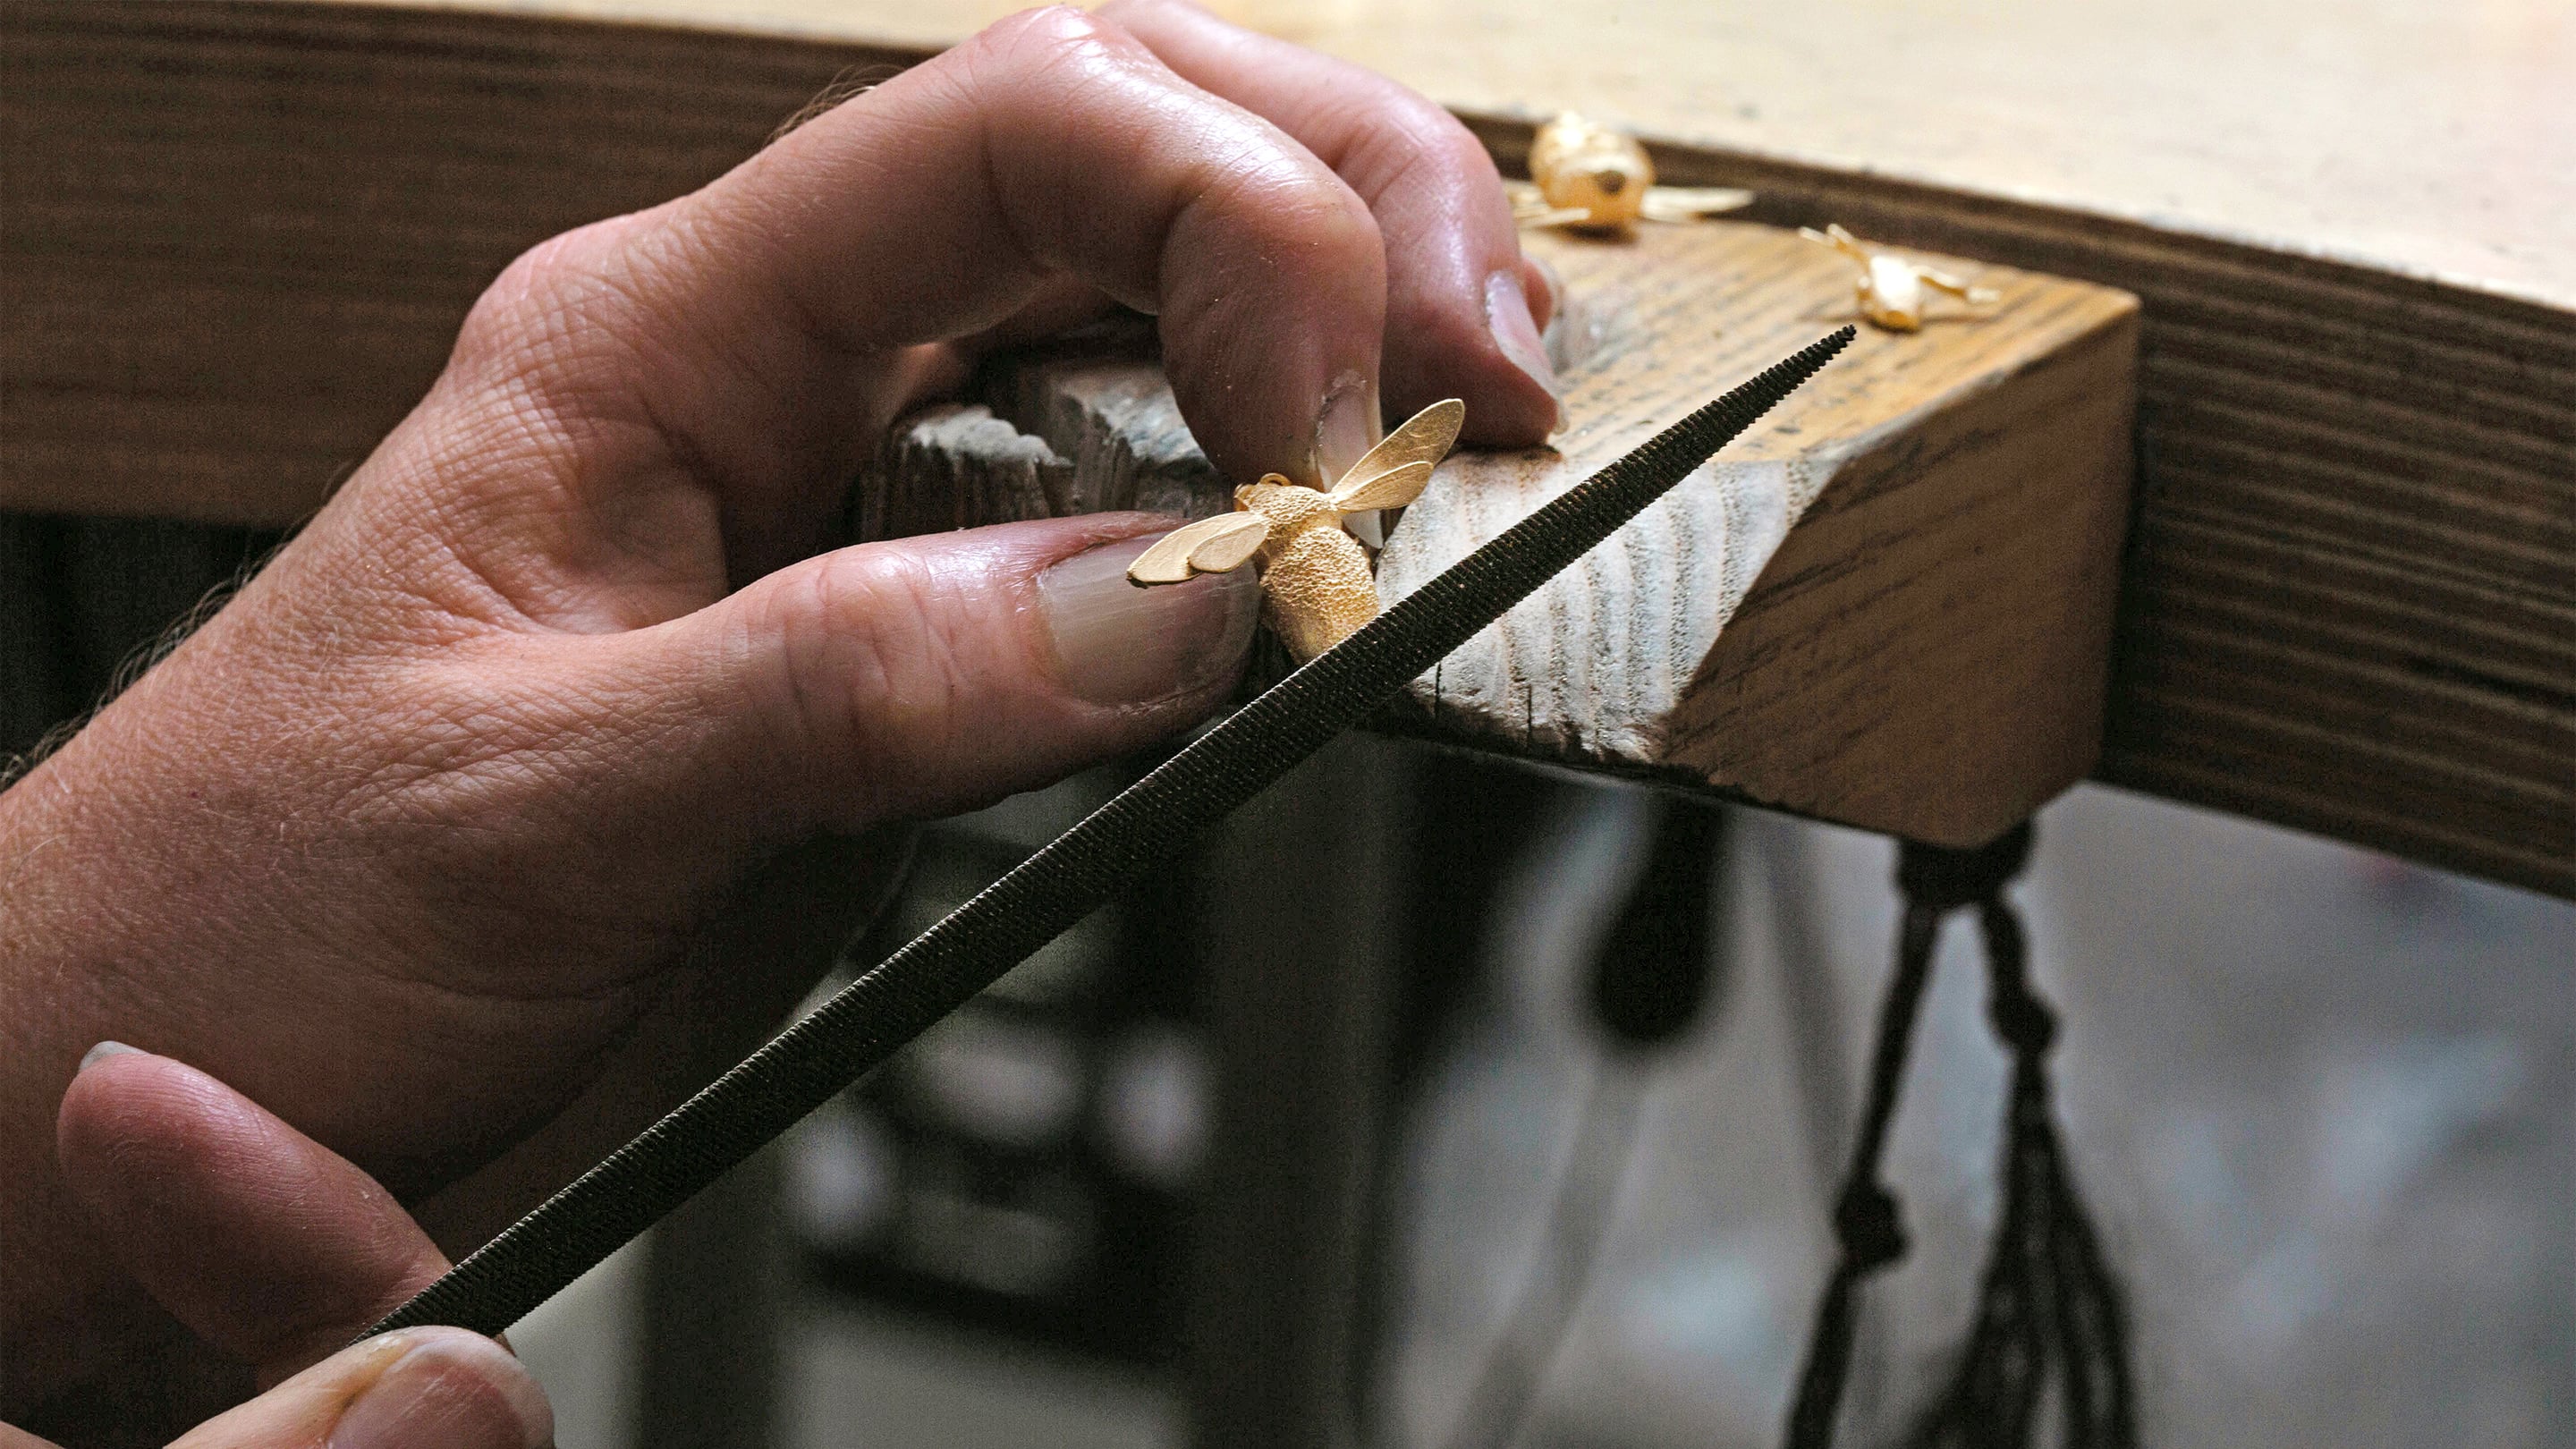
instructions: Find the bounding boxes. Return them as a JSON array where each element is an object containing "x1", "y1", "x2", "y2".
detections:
[{"x1": 0, "y1": 3, "x2": 1557, "y2": 1438}]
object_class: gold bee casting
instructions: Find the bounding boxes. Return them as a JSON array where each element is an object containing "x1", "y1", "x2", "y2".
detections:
[
  {"x1": 1509, "y1": 112, "x2": 1753, "y2": 234},
  {"x1": 1126, "y1": 399, "x2": 1466, "y2": 662},
  {"x1": 1801, "y1": 224, "x2": 1999, "y2": 333}
]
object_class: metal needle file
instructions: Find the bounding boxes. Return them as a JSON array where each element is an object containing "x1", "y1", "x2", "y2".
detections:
[{"x1": 367, "y1": 326, "x2": 1857, "y2": 1340}]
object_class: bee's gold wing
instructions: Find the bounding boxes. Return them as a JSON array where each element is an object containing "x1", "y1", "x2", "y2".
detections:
[
  {"x1": 1917, "y1": 265, "x2": 2000, "y2": 306},
  {"x1": 1336, "y1": 399, "x2": 1464, "y2": 497},
  {"x1": 1184, "y1": 512, "x2": 1271, "y2": 572},
  {"x1": 1800, "y1": 224, "x2": 1867, "y2": 263},
  {"x1": 1328, "y1": 460, "x2": 1435, "y2": 514},
  {"x1": 1506, "y1": 181, "x2": 1593, "y2": 228},
  {"x1": 1127, "y1": 512, "x2": 1269, "y2": 585},
  {"x1": 1640, "y1": 185, "x2": 1755, "y2": 224}
]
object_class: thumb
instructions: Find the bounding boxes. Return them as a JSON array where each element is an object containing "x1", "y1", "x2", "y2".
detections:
[
  {"x1": 623, "y1": 515, "x2": 1262, "y2": 834},
  {"x1": 168, "y1": 1328, "x2": 551, "y2": 1449}
]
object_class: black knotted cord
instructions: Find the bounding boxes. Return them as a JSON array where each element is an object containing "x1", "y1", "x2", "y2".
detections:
[
  {"x1": 364, "y1": 329, "x2": 1857, "y2": 1343},
  {"x1": 1779, "y1": 839, "x2": 1955, "y2": 1448},
  {"x1": 1783, "y1": 824, "x2": 2136, "y2": 1449}
]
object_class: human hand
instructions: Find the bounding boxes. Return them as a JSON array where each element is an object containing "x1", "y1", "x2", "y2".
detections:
[
  {"x1": 0, "y1": 0, "x2": 1555, "y2": 1422},
  {"x1": 3, "y1": 1046, "x2": 551, "y2": 1447}
]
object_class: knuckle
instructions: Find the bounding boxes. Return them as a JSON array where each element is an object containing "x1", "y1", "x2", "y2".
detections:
[
  {"x1": 1224, "y1": 166, "x2": 1381, "y2": 252},
  {"x1": 1356, "y1": 95, "x2": 1500, "y2": 195},
  {"x1": 1180, "y1": 129, "x2": 1381, "y2": 262},
  {"x1": 442, "y1": 212, "x2": 711, "y2": 451},
  {"x1": 975, "y1": 5, "x2": 1131, "y2": 72},
  {"x1": 449, "y1": 216, "x2": 675, "y2": 406},
  {"x1": 1420, "y1": 112, "x2": 1504, "y2": 183},
  {"x1": 771, "y1": 549, "x2": 979, "y2": 791},
  {"x1": 453, "y1": 220, "x2": 623, "y2": 368}
]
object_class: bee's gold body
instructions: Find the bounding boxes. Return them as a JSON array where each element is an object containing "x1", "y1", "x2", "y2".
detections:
[
  {"x1": 1512, "y1": 112, "x2": 1753, "y2": 233},
  {"x1": 1126, "y1": 401, "x2": 1466, "y2": 660}
]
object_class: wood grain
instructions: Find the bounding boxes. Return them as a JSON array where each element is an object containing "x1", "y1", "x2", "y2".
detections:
[
  {"x1": 3, "y1": 0, "x2": 2566, "y2": 894},
  {"x1": 864, "y1": 225, "x2": 2140, "y2": 849},
  {"x1": 2, "y1": 0, "x2": 904, "y2": 523}
]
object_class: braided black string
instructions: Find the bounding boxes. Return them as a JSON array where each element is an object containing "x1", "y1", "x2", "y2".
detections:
[
  {"x1": 1901, "y1": 865, "x2": 2136, "y2": 1449},
  {"x1": 1780, "y1": 844, "x2": 1962, "y2": 1447},
  {"x1": 365, "y1": 328, "x2": 1857, "y2": 1341},
  {"x1": 1783, "y1": 823, "x2": 2135, "y2": 1449}
]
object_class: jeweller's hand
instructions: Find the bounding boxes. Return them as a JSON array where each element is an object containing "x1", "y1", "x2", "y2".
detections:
[
  {"x1": 18, "y1": 1047, "x2": 550, "y2": 1449},
  {"x1": 0, "y1": 3, "x2": 1555, "y2": 1430},
  {"x1": 1102, "y1": 0, "x2": 1564, "y2": 455}
]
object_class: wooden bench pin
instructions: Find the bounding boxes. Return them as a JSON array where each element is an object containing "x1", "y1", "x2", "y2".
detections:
[{"x1": 1125, "y1": 398, "x2": 1466, "y2": 661}]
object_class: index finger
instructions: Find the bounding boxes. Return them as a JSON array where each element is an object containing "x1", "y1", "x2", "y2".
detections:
[
  {"x1": 443, "y1": 5, "x2": 1390, "y2": 570},
  {"x1": 55, "y1": 1049, "x2": 452, "y2": 1386},
  {"x1": 1099, "y1": 0, "x2": 1562, "y2": 449}
]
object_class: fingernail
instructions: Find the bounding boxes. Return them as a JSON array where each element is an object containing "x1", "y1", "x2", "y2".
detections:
[
  {"x1": 79, "y1": 1041, "x2": 142, "y2": 1072},
  {"x1": 1312, "y1": 373, "x2": 1381, "y2": 487},
  {"x1": 1038, "y1": 535, "x2": 1260, "y2": 706},
  {"x1": 1485, "y1": 269, "x2": 1562, "y2": 425},
  {"x1": 330, "y1": 1329, "x2": 553, "y2": 1449},
  {"x1": 1526, "y1": 255, "x2": 1566, "y2": 330}
]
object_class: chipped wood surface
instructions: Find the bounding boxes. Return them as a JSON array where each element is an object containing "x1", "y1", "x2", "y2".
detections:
[{"x1": 860, "y1": 224, "x2": 2140, "y2": 847}]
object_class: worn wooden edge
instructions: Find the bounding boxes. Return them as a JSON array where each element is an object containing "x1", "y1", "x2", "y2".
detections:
[
  {"x1": 1358, "y1": 228, "x2": 2143, "y2": 847},
  {"x1": 1662, "y1": 309, "x2": 2142, "y2": 844}
]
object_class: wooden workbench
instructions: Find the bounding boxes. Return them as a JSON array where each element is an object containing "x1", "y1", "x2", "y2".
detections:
[
  {"x1": 4, "y1": 0, "x2": 2568, "y2": 895},
  {"x1": 1, "y1": 11, "x2": 2562, "y2": 1447}
]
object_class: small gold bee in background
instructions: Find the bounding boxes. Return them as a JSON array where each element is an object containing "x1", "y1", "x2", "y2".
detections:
[
  {"x1": 1508, "y1": 112, "x2": 1754, "y2": 234},
  {"x1": 1128, "y1": 399, "x2": 1465, "y2": 661},
  {"x1": 1801, "y1": 223, "x2": 1999, "y2": 333}
]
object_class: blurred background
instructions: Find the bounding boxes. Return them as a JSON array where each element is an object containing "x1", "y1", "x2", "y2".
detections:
[{"x1": 485, "y1": 748, "x2": 2571, "y2": 1449}]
